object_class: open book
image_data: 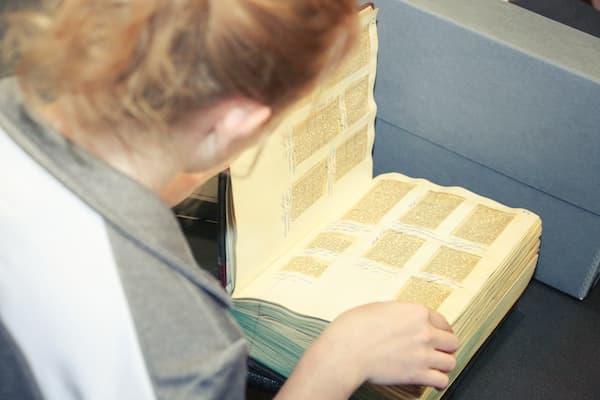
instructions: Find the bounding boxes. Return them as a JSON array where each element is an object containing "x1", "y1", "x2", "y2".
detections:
[{"x1": 221, "y1": 6, "x2": 542, "y2": 399}]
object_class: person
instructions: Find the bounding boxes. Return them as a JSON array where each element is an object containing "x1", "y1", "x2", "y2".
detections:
[{"x1": 0, "y1": 1, "x2": 459, "y2": 399}]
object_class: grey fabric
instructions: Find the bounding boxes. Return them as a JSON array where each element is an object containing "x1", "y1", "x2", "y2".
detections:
[
  {"x1": 373, "y1": 0, "x2": 600, "y2": 298},
  {"x1": 109, "y1": 229, "x2": 248, "y2": 400},
  {"x1": 0, "y1": 320, "x2": 44, "y2": 400},
  {"x1": 0, "y1": 78, "x2": 248, "y2": 399}
]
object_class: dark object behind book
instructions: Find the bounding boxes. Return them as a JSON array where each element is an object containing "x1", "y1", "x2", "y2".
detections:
[
  {"x1": 175, "y1": 199, "x2": 220, "y2": 279},
  {"x1": 511, "y1": 0, "x2": 600, "y2": 38}
]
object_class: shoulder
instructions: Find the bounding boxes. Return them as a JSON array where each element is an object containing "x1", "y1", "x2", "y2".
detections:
[
  {"x1": 0, "y1": 128, "x2": 248, "y2": 400},
  {"x1": 0, "y1": 130, "x2": 156, "y2": 400}
]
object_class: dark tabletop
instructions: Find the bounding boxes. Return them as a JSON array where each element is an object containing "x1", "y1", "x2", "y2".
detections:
[{"x1": 511, "y1": 0, "x2": 600, "y2": 39}]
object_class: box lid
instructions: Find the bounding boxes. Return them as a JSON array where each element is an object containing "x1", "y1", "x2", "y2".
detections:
[{"x1": 375, "y1": 0, "x2": 600, "y2": 216}]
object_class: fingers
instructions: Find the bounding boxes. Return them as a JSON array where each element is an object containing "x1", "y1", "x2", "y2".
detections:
[
  {"x1": 418, "y1": 369, "x2": 451, "y2": 391},
  {"x1": 427, "y1": 350, "x2": 457, "y2": 373},
  {"x1": 431, "y1": 329, "x2": 460, "y2": 354},
  {"x1": 428, "y1": 309, "x2": 453, "y2": 332},
  {"x1": 426, "y1": 308, "x2": 459, "y2": 353},
  {"x1": 340, "y1": 301, "x2": 460, "y2": 390}
]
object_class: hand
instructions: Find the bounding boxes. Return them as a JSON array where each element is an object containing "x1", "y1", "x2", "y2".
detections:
[
  {"x1": 277, "y1": 301, "x2": 459, "y2": 400},
  {"x1": 326, "y1": 301, "x2": 459, "y2": 390}
]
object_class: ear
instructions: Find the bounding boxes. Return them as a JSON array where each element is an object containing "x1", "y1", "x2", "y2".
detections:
[
  {"x1": 179, "y1": 97, "x2": 272, "y2": 173},
  {"x1": 214, "y1": 98, "x2": 272, "y2": 150}
]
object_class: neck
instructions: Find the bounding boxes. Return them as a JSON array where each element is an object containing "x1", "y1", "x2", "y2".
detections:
[
  {"x1": 40, "y1": 105, "x2": 184, "y2": 198},
  {"x1": 87, "y1": 135, "x2": 183, "y2": 195}
]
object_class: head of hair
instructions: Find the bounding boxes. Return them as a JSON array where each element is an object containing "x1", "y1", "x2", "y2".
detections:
[{"x1": 3, "y1": 0, "x2": 359, "y2": 135}]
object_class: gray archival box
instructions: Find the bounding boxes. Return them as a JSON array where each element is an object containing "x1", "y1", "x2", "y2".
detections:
[{"x1": 373, "y1": 0, "x2": 600, "y2": 299}]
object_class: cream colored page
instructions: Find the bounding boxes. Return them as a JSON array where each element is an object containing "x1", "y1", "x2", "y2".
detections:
[
  {"x1": 233, "y1": 173, "x2": 541, "y2": 323},
  {"x1": 230, "y1": 9, "x2": 380, "y2": 292}
]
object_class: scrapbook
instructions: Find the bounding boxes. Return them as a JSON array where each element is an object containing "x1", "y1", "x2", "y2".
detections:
[{"x1": 218, "y1": 6, "x2": 541, "y2": 399}]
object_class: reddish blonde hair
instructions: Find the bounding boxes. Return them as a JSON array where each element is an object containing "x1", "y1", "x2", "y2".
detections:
[{"x1": 3, "y1": 0, "x2": 358, "y2": 134}]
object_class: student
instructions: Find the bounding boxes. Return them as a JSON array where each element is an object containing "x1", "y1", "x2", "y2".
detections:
[{"x1": 0, "y1": 1, "x2": 458, "y2": 399}]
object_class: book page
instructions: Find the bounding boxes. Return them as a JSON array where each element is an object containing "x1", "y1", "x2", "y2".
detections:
[
  {"x1": 233, "y1": 173, "x2": 541, "y2": 323},
  {"x1": 230, "y1": 8, "x2": 380, "y2": 292}
]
